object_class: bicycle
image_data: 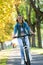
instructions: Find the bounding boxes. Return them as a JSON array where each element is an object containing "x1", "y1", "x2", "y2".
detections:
[{"x1": 13, "y1": 34, "x2": 33, "y2": 65}]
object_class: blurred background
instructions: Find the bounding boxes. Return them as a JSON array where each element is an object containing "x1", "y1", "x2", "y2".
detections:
[
  {"x1": 0, "y1": 0, "x2": 43, "y2": 65},
  {"x1": 0, "y1": 0, "x2": 43, "y2": 50}
]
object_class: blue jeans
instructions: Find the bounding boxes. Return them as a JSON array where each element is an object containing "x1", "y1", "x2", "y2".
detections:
[{"x1": 18, "y1": 36, "x2": 31, "y2": 61}]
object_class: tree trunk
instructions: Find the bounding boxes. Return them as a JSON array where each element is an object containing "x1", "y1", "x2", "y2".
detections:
[
  {"x1": 1, "y1": 42, "x2": 4, "y2": 50},
  {"x1": 15, "y1": 5, "x2": 20, "y2": 15},
  {"x1": 31, "y1": 24, "x2": 36, "y2": 47},
  {"x1": 25, "y1": 3, "x2": 32, "y2": 46},
  {"x1": 29, "y1": 0, "x2": 42, "y2": 48},
  {"x1": 36, "y1": 15, "x2": 42, "y2": 48}
]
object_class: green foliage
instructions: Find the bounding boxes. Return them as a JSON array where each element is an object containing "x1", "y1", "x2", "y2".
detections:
[
  {"x1": 41, "y1": 24, "x2": 43, "y2": 29},
  {"x1": 18, "y1": 3, "x2": 27, "y2": 19},
  {"x1": 39, "y1": 0, "x2": 43, "y2": 12},
  {"x1": 31, "y1": 9, "x2": 36, "y2": 24},
  {"x1": 35, "y1": 0, "x2": 43, "y2": 12}
]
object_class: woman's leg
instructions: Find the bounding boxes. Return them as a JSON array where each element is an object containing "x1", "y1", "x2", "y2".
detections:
[
  {"x1": 25, "y1": 36, "x2": 32, "y2": 61},
  {"x1": 18, "y1": 38, "x2": 24, "y2": 60}
]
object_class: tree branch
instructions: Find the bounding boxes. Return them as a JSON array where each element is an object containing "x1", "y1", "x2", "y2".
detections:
[{"x1": 30, "y1": 0, "x2": 43, "y2": 17}]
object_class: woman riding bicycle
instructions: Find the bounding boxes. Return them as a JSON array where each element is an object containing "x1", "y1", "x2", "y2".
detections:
[{"x1": 12, "y1": 15, "x2": 34, "y2": 65}]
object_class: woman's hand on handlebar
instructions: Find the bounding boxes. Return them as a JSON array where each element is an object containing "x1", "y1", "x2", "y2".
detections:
[
  {"x1": 30, "y1": 29, "x2": 35, "y2": 35},
  {"x1": 11, "y1": 33, "x2": 15, "y2": 39},
  {"x1": 32, "y1": 33, "x2": 35, "y2": 35}
]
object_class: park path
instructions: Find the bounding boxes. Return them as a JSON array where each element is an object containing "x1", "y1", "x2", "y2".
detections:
[{"x1": 6, "y1": 47, "x2": 43, "y2": 65}]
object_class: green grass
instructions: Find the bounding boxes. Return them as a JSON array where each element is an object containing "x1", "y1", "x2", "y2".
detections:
[
  {"x1": 31, "y1": 47, "x2": 43, "y2": 54},
  {"x1": 31, "y1": 47, "x2": 43, "y2": 50},
  {"x1": 0, "y1": 58, "x2": 7, "y2": 65},
  {"x1": 0, "y1": 49, "x2": 12, "y2": 65}
]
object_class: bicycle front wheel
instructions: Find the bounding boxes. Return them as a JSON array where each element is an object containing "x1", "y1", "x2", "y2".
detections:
[{"x1": 24, "y1": 48, "x2": 31, "y2": 65}]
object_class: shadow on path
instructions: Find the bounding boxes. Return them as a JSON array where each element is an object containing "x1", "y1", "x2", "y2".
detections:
[
  {"x1": 6, "y1": 48, "x2": 21, "y2": 65},
  {"x1": 6, "y1": 57, "x2": 21, "y2": 65},
  {"x1": 31, "y1": 54, "x2": 43, "y2": 65}
]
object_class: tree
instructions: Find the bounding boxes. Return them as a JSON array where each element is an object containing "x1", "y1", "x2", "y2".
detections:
[
  {"x1": 29, "y1": 0, "x2": 43, "y2": 48},
  {"x1": 0, "y1": 0, "x2": 17, "y2": 49}
]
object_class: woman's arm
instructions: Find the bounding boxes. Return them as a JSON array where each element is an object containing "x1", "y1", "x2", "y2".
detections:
[
  {"x1": 30, "y1": 29, "x2": 35, "y2": 35},
  {"x1": 24, "y1": 22, "x2": 35, "y2": 35},
  {"x1": 11, "y1": 32, "x2": 15, "y2": 38},
  {"x1": 14, "y1": 24, "x2": 18, "y2": 34},
  {"x1": 12, "y1": 24, "x2": 18, "y2": 38}
]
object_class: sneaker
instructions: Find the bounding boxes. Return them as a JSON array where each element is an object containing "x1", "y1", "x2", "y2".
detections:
[{"x1": 21, "y1": 59, "x2": 24, "y2": 65}]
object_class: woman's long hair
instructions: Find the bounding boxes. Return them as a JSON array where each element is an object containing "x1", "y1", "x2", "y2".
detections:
[{"x1": 16, "y1": 15, "x2": 24, "y2": 23}]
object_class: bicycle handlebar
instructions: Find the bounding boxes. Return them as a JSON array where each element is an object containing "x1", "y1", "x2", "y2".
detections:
[{"x1": 13, "y1": 34, "x2": 34, "y2": 38}]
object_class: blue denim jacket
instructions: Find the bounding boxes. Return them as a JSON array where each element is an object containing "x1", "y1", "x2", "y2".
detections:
[{"x1": 14, "y1": 21, "x2": 30, "y2": 35}]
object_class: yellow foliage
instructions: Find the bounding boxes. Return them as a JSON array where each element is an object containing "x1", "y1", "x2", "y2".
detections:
[
  {"x1": 14, "y1": 0, "x2": 21, "y2": 5},
  {"x1": 0, "y1": 0, "x2": 20, "y2": 42},
  {"x1": 0, "y1": 0, "x2": 22, "y2": 42}
]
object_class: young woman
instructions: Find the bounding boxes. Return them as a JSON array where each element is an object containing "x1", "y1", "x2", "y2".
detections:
[{"x1": 12, "y1": 15, "x2": 34, "y2": 64}]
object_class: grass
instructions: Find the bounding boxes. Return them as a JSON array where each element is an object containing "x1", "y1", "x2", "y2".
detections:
[
  {"x1": 0, "y1": 49, "x2": 12, "y2": 65},
  {"x1": 31, "y1": 47, "x2": 43, "y2": 54},
  {"x1": 0, "y1": 58, "x2": 7, "y2": 65}
]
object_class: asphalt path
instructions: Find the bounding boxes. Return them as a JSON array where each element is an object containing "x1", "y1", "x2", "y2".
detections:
[{"x1": 6, "y1": 47, "x2": 43, "y2": 65}]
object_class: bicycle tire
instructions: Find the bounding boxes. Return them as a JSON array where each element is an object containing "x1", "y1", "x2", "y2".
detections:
[{"x1": 24, "y1": 47, "x2": 31, "y2": 65}]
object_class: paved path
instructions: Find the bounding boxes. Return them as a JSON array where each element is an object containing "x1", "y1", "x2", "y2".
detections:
[
  {"x1": 6, "y1": 47, "x2": 21, "y2": 65},
  {"x1": 31, "y1": 54, "x2": 43, "y2": 65},
  {"x1": 6, "y1": 47, "x2": 43, "y2": 65}
]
